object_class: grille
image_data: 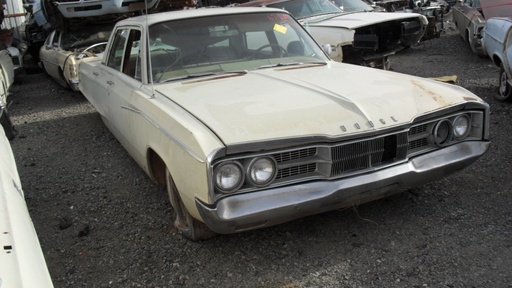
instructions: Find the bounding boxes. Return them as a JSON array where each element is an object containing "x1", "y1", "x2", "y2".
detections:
[
  {"x1": 276, "y1": 163, "x2": 316, "y2": 179},
  {"x1": 330, "y1": 132, "x2": 408, "y2": 176},
  {"x1": 409, "y1": 123, "x2": 428, "y2": 136},
  {"x1": 408, "y1": 138, "x2": 428, "y2": 150},
  {"x1": 273, "y1": 147, "x2": 316, "y2": 163}
]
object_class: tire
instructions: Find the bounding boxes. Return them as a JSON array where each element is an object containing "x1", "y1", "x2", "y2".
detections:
[
  {"x1": 468, "y1": 31, "x2": 478, "y2": 55},
  {"x1": 165, "y1": 168, "x2": 216, "y2": 241},
  {"x1": 0, "y1": 108, "x2": 17, "y2": 140},
  {"x1": 496, "y1": 63, "x2": 512, "y2": 101}
]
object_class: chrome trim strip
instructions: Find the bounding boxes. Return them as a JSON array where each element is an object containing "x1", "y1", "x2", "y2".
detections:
[
  {"x1": 196, "y1": 141, "x2": 490, "y2": 234},
  {"x1": 120, "y1": 105, "x2": 205, "y2": 163}
]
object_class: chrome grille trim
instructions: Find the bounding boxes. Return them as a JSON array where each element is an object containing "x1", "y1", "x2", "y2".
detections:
[{"x1": 212, "y1": 109, "x2": 486, "y2": 198}]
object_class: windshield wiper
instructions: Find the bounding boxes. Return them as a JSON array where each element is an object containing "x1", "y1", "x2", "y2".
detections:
[
  {"x1": 299, "y1": 12, "x2": 341, "y2": 21},
  {"x1": 257, "y1": 61, "x2": 328, "y2": 70},
  {"x1": 161, "y1": 70, "x2": 248, "y2": 83}
]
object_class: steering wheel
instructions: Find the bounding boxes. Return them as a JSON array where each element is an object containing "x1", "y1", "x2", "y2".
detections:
[{"x1": 254, "y1": 44, "x2": 288, "y2": 59}]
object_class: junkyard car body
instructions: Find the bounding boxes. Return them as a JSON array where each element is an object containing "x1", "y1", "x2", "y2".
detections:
[
  {"x1": 0, "y1": 110, "x2": 54, "y2": 287},
  {"x1": 482, "y1": 16, "x2": 512, "y2": 101},
  {"x1": 453, "y1": 0, "x2": 512, "y2": 57},
  {"x1": 238, "y1": 0, "x2": 428, "y2": 69},
  {"x1": 452, "y1": 0, "x2": 487, "y2": 56},
  {"x1": 48, "y1": 0, "x2": 159, "y2": 18},
  {"x1": 0, "y1": 49, "x2": 16, "y2": 139},
  {"x1": 39, "y1": 26, "x2": 112, "y2": 91},
  {"x1": 79, "y1": 7, "x2": 490, "y2": 240}
]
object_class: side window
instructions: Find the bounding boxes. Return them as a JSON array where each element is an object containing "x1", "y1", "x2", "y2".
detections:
[
  {"x1": 107, "y1": 29, "x2": 128, "y2": 71},
  {"x1": 51, "y1": 30, "x2": 60, "y2": 47},
  {"x1": 122, "y1": 30, "x2": 141, "y2": 79},
  {"x1": 44, "y1": 31, "x2": 54, "y2": 46},
  {"x1": 106, "y1": 29, "x2": 141, "y2": 80}
]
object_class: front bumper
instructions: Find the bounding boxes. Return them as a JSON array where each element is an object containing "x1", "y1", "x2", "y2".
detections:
[{"x1": 196, "y1": 141, "x2": 489, "y2": 234}]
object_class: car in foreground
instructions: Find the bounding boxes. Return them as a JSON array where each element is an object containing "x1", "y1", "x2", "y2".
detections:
[
  {"x1": 79, "y1": 7, "x2": 490, "y2": 241},
  {"x1": 40, "y1": 25, "x2": 112, "y2": 91},
  {"x1": 237, "y1": 0, "x2": 428, "y2": 69},
  {"x1": 482, "y1": 16, "x2": 512, "y2": 101},
  {"x1": 0, "y1": 107, "x2": 54, "y2": 287}
]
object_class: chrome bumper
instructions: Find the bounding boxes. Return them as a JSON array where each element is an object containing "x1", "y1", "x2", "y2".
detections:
[{"x1": 196, "y1": 141, "x2": 490, "y2": 234}]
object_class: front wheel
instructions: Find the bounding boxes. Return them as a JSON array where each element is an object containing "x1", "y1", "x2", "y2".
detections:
[
  {"x1": 165, "y1": 168, "x2": 216, "y2": 241},
  {"x1": 496, "y1": 63, "x2": 512, "y2": 101}
]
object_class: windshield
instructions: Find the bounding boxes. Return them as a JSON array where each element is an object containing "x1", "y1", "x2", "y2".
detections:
[
  {"x1": 148, "y1": 12, "x2": 329, "y2": 84},
  {"x1": 267, "y1": 0, "x2": 341, "y2": 18},
  {"x1": 331, "y1": 0, "x2": 374, "y2": 13},
  {"x1": 61, "y1": 26, "x2": 113, "y2": 51}
]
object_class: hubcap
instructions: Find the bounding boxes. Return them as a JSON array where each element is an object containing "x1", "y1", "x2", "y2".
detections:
[{"x1": 500, "y1": 70, "x2": 508, "y2": 96}]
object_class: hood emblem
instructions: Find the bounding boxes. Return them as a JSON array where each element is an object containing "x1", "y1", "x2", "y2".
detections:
[{"x1": 340, "y1": 116, "x2": 398, "y2": 133}]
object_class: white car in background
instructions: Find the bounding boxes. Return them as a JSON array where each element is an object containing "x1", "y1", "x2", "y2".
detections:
[
  {"x1": 39, "y1": 25, "x2": 112, "y2": 91},
  {"x1": 41, "y1": 0, "x2": 160, "y2": 18},
  {"x1": 238, "y1": 0, "x2": 428, "y2": 69},
  {"x1": 482, "y1": 16, "x2": 512, "y2": 101},
  {"x1": 0, "y1": 107, "x2": 54, "y2": 287}
]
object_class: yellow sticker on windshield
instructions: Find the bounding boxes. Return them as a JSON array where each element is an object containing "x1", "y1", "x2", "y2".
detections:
[{"x1": 273, "y1": 24, "x2": 287, "y2": 34}]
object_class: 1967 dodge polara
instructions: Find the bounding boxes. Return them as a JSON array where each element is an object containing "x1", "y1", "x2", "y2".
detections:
[{"x1": 79, "y1": 7, "x2": 490, "y2": 241}]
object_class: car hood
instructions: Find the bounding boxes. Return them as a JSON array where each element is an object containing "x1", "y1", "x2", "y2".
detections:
[
  {"x1": 156, "y1": 63, "x2": 481, "y2": 146},
  {"x1": 302, "y1": 11, "x2": 424, "y2": 29}
]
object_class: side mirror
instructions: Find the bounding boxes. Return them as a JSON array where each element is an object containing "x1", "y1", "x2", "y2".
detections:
[{"x1": 321, "y1": 44, "x2": 332, "y2": 56}]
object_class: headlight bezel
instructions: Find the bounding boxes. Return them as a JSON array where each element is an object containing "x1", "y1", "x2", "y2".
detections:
[
  {"x1": 213, "y1": 161, "x2": 244, "y2": 193},
  {"x1": 245, "y1": 157, "x2": 278, "y2": 187},
  {"x1": 452, "y1": 114, "x2": 471, "y2": 139},
  {"x1": 433, "y1": 118, "x2": 453, "y2": 146}
]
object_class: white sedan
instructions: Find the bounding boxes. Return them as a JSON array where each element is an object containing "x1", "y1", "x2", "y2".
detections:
[{"x1": 79, "y1": 7, "x2": 490, "y2": 241}]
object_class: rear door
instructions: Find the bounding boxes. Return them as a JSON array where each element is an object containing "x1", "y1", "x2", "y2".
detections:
[{"x1": 40, "y1": 30, "x2": 61, "y2": 79}]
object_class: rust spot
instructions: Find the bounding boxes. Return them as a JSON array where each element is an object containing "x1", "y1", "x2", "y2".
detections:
[{"x1": 412, "y1": 79, "x2": 452, "y2": 107}]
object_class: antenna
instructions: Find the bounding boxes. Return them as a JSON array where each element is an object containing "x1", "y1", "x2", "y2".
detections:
[{"x1": 146, "y1": 0, "x2": 155, "y2": 98}]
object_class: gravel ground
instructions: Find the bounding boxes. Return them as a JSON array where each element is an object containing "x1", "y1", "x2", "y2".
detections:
[{"x1": 7, "y1": 15, "x2": 512, "y2": 287}]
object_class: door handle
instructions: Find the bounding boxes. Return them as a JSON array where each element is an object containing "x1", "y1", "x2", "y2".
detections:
[
  {"x1": 107, "y1": 81, "x2": 114, "y2": 86},
  {"x1": 93, "y1": 72, "x2": 99, "y2": 76}
]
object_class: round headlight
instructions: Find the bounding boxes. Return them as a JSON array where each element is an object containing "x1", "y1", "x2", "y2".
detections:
[
  {"x1": 453, "y1": 114, "x2": 471, "y2": 139},
  {"x1": 433, "y1": 119, "x2": 452, "y2": 146},
  {"x1": 247, "y1": 157, "x2": 277, "y2": 186},
  {"x1": 214, "y1": 162, "x2": 244, "y2": 192}
]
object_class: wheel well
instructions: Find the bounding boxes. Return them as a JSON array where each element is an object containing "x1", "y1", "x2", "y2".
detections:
[
  {"x1": 58, "y1": 67, "x2": 66, "y2": 81},
  {"x1": 148, "y1": 149, "x2": 166, "y2": 188},
  {"x1": 492, "y1": 55, "x2": 502, "y2": 68}
]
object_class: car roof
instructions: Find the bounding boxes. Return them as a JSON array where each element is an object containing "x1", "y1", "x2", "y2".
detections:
[{"x1": 117, "y1": 7, "x2": 289, "y2": 27}]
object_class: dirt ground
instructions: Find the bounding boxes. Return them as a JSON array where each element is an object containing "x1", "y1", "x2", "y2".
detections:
[{"x1": 7, "y1": 15, "x2": 512, "y2": 288}]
